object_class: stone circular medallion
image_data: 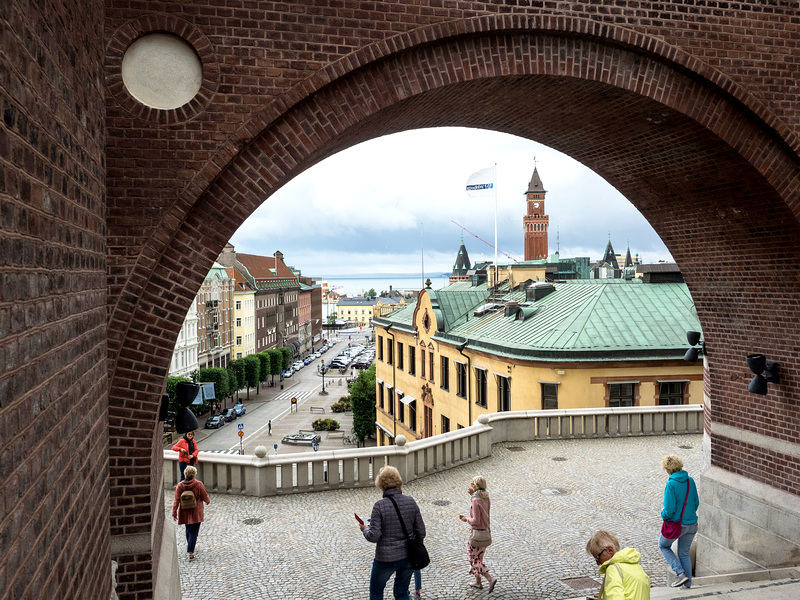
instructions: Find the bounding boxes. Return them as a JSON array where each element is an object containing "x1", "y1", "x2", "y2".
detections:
[{"x1": 122, "y1": 33, "x2": 202, "y2": 110}]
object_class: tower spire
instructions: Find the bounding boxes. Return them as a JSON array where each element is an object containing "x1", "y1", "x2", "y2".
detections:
[{"x1": 523, "y1": 161, "x2": 549, "y2": 260}]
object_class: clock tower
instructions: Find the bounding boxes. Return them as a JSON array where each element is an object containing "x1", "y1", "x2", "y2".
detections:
[{"x1": 523, "y1": 165, "x2": 549, "y2": 261}]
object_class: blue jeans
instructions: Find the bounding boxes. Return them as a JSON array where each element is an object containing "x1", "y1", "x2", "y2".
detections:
[
  {"x1": 185, "y1": 522, "x2": 201, "y2": 553},
  {"x1": 659, "y1": 522, "x2": 698, "y2": 587},
  {"x1": 413, "y1": 569, "x2": 421, "y2": 591},
  {"x1": 370, "y1": 558, "x2": 413, "y2": 600}
]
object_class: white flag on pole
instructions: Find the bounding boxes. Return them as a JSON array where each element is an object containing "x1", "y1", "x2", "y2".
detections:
[{"x1": 465, "y1": 167, "x2": 495, "y2": 197}]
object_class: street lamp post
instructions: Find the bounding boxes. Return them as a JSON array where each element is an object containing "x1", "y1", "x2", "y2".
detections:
[{"x1": 320, "y1": 359, "x2": 327, "y2": 395}]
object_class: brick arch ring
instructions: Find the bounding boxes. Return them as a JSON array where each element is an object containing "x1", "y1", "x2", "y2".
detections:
[
  {"x1": 105, "y1": 13, "x2": 220, "y2": 125},
  {"x1": 182, "y1": 13, "x2": 800, "y2": 202},
  {"x1": 107, "y1": 14, "x2": 800, "y2": 389}
]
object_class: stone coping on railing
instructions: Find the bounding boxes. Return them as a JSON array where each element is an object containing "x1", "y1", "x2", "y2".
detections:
[{"x1": 164, "y1": 405, "x2": 703, "y2": 497}]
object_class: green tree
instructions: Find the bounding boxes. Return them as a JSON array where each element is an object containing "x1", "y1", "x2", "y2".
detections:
[
  {"x1": 257, "y1": 352, "x2": 271, "y2": 387},
  {"x1": 243, "y1": 355, "x2": 261, "y2": 399},
  {"x1": 228, "y1": 359, "x2": 246, "y2": 402},
  {"x1": 279, "y1": 347, "x2": 291, "y2": 370},
  {"x1": 365, "y1": 288, "x2": 376, "y2": 297},
  {"x1": 165, "y1": 375, "x2": 191, "y2": 422},
  {"x1": 197, "y1": 367, "x2": 230, "y2": 411},
  {"x1": 328, "y1": 312, "x2": 337, "y2": 325},
  {"x1": 351, "y1": 364, "x2": 376, "y2": 445},
  {"x1": 267, "y1": 349, "x2": 283, "y2": 383}
]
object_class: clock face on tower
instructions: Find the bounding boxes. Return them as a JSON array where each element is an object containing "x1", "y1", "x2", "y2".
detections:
[{"x1": 533, "y1": 202, "x2": 540, "y2": 208}]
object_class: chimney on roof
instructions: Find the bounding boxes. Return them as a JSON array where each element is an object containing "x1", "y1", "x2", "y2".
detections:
[
  {"x1": 503, "y1": 300, "x2": 520, "y2": 317},
  {"x1": 274, "y1": 251, "x2": 283, "y2": 261},
  {"x1": 526, "y1": 282, "x2": 555, "y2": 302}
]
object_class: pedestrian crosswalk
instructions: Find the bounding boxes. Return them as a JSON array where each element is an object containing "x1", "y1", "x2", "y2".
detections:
[{"x1": 272, "y1": 390, "x2": 313, "y2": 403}]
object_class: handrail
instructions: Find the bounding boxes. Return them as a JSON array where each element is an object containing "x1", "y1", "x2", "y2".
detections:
[{"x1": 164, "y1": 405, "x2": 703, "y2": 497}]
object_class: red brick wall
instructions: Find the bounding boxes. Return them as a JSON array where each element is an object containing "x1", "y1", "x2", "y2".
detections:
[
  {"x1": 0, "y1": 0, "x2": 109, "y2": 598},
  {"x1": 102, "y1": 4, "x2": 800, "y2": 596},
  {"x1": 3, "y1": 1, "x2": 800, "y2": 598}
]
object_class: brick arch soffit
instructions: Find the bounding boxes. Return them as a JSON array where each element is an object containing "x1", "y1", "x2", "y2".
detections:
[{"x1": 108, "y1": 14, "x2": 800, "y2": 389}]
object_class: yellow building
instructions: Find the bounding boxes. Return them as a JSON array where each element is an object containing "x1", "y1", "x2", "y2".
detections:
[
  {"x1": 373, "y1": 279, "x2": 704, "y2": 446},
  {"x1": 337, "y1": 294, "x2": 407, "y2": 326}
]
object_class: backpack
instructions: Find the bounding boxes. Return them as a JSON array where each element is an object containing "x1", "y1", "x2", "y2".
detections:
[{"x1": 180, "y1": 489, "x2": 197, "y2": 510}]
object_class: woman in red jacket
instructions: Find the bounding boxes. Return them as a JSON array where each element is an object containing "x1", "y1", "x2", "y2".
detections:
[
  {"x1": 172, "y1": 430, "x2": 199, "y2": 481},
  {"x1": 171, "y1": 465, "x2": 210, "y2": 560}
]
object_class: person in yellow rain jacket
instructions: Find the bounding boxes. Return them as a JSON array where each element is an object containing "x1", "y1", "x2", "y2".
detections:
[{"x1": 586, "y1": 531, "x2": 650, "y2": 600}]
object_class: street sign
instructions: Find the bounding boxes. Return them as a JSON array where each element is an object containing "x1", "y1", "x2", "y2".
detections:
[
  {"x1": 238, "y1": 430, "x2": 244, "y2": 438},
  {"x1": 238, "y1": 423, "x2": 244, "y2": 431}
]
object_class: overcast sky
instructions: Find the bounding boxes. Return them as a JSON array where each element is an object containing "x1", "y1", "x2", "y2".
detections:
[{"x1": 229, "y1": 127, "x2": 673, "y2": 277}]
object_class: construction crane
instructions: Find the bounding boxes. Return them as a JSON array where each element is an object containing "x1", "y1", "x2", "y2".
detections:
[{"x1": 451, "y1": 220, "x2": 521, "y2": 262}]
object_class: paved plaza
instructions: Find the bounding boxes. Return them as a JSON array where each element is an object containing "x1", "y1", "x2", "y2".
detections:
[{"x1": 169, "y1": 432, "x2": 709, "y2": 599}]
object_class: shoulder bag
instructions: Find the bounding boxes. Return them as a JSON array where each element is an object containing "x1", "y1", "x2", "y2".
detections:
[
  {"x1": 387, "y1": 495, "x2": 430, "y2": 570},
  {"x1": 661, "y1": 480, "x2": 690, "y2": 540},
  {"x1": 470, "y1": 528, "x2": 492, "y2": 547}
]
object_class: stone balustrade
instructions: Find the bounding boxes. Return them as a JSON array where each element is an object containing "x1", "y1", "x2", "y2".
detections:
[{"x1": 164, "y1": 405, "x2": 703, "y2": 496}]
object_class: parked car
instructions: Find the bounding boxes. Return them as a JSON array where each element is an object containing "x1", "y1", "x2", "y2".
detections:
[
  {"x1": 292, "y1": 361, "x2": 304, "y2": 371},
  {"x1": 233, "y1": 403, "x2": 246, "y2": 416},
  {"x1": 220, "y1": 408, "x2": 237, "y2": 422},
  {"x1": 204, "y1": 416, "x2": 225, "y2": 429},
  {"x1": 282, "y1": 369, "x2": 293, "y2": 378},
  {"x1": 303, "y1": 356, "x2": 313, "y2": 365}
]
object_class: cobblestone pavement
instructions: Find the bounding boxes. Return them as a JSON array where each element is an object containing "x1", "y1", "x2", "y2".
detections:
[{"x1": 168, "y1": 433, "x2": 703, "y2": 599}]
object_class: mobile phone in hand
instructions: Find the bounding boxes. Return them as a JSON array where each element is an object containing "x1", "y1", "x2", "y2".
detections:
[{"x1": 354, "y1": 513, "x2": 364, "y2": 525}]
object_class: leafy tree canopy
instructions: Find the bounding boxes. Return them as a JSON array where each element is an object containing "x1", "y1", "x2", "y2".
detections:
[
  {"x1": 267, "y1": 349, "x2": 283, "y2": 376},
  {"x1": 244, "y1": 355, "x2": 260, "y2": 388},
  {"x1": 228, "y1": 359, "x2": 246, "y2": 394},
  {"x1": 279, "y1": 347, "x2": 291, "y2": 370},
  {"x1": 365, "y1": 288, "x2": 376, "y2": 297},
  {"x1": 256, "y1": 352, "x2": 271, "y2": 382},
  {"x1": 351, "y1": 364, "x2": 376, "y2": 443},
  {"x1": 198, "y1": 367, "x2": 230, "y2": 403}
]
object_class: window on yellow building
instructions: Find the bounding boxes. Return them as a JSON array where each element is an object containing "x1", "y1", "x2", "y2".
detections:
[
  {"x1": 378, "y1": 382, "x2": 384, "y2": 410},
  {"x1": 420, "y1": 347, "x2": 426, "y2": 379},
  {"x1": 542, "y1": 383, "x2": 558, "y2": 410},
  {"x1": 475, "y1": 368, "x2": 487, "y2": 408},
  {"x1": 440, "y1": 357, "x2": 449, "y2": 391},
  {"x1": 441, "y1": 415, "x2": 450, "y2": 433},
  {"x1": 658, "y1": 381, "x2": 686, "y2": 405},
  {"x1": 377, "y1": 335, "x2": 383, "y2": 361},
  {"x1": 428, "y1": 344, "x2": 434, "y2": 383},
  {"x1": 456, "y1": 362, "x2": 467, "y2": 398},
  {"x1": 497, "y1": 375, "x2": 510, "y2": 411},
  {"x1": 409, "y1": 400, "x2": 416, "y2": 432},
  {"x1": 408, "y1": 346, "x2": 416, "y2": 376},
  {"x1": 397, "y1": 342, "x2": 404, "y2": 370},
  {"x1": 387, "y1": 341, "x2": 393, "y2": 366},
  {"x1": 397, "y1": 391, "x2": 404, "y2": 423},
  {"x1": 609, "y1": 382, "x2": 636, "y2": 407}
]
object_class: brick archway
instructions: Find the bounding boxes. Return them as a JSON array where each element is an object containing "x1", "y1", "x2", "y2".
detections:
[
  {"x1": 105, "y1": 16, "x2": 800, "y2": 596},
  {"x1": 10, "y1": 1, "x2": 800, "y2": 598}
]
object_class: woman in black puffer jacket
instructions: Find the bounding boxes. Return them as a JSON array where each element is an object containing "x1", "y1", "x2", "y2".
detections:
[{"x1": 359, "y1": 466, "x2": 426, "y2": 600}]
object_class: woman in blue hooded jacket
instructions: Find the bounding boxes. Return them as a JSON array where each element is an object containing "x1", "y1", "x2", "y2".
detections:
[{"x1": 659, "y1": 455, "x2": 700, "y2": 588}]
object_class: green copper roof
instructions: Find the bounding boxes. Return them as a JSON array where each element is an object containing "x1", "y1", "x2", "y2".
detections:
[
  {"x1": 428, "y1": 288, "x2": 491, "y2": 330},
  {"x1": 379, "y1": 279, "x2": 702, "y2": 362}
]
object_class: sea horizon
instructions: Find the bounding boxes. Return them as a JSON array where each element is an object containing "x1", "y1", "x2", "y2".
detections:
[{"x1": 323, "y1": 273, "x2": 451, "y2": 298}]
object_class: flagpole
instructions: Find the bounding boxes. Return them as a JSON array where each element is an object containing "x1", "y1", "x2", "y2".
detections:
[
  {"x1": 494, "y1": 163, "x2": 498, "y2": 290},
  {"x1": 421, "y1": 222, "x2": 424, "y2": 290}
]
